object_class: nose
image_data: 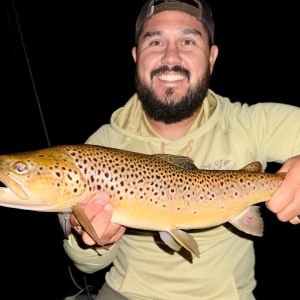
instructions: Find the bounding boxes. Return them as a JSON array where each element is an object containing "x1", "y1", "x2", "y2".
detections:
[{"x1": 161, "y1": 43, "x2": 182, "y2": 65}]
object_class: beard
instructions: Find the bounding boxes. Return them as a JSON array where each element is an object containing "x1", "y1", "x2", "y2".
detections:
[{"x1": 135, "y1": 65, "x2": 211, "y2": 124}]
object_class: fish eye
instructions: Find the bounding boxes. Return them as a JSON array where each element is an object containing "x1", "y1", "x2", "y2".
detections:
[{"x1": 13, "y1": 162, "x2": 28, "y2": 174}]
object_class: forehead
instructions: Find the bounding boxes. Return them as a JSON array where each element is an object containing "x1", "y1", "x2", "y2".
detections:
[{"x1": 141, "y1": 10, "x2": 206, "y2": 37}]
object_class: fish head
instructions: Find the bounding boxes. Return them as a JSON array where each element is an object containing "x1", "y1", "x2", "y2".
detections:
[{"x1": 0, "y1": 148, "x2": 87, "y2": 212}]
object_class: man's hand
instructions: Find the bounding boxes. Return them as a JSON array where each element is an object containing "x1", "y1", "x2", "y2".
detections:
[
  {"x1": 70, "y1": 191, "x2": 126, "y2": 249},
  {"x1": 266, "y1": 155, "x2": 300, "y2": 224}
]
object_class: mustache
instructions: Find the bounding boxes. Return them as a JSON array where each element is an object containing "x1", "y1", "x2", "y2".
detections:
[{"x1": 151, "y1": 65, "x2": 190, "y2": 80}]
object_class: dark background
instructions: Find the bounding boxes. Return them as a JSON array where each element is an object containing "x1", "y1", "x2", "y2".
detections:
[{"x1": 1, "y1": 1, "x2": 299, "y2": 299}]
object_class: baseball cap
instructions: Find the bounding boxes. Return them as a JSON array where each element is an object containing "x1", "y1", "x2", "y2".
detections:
[{"x1": 135, "y1": 0, "x2": 215, "y2": 44}]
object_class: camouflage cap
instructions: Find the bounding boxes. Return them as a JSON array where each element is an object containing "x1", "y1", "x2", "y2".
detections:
[{"x1": 135, "y1": 0, "x2": 215, "y2": 44}]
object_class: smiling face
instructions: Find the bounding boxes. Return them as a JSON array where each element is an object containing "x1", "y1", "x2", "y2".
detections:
[{"x1": 132, "y1": 11, "x2": 218, "y2": 124}]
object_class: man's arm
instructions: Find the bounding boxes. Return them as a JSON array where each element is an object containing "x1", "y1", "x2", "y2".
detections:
[{"x1": 63, "y1": 192, "x2": 126, "y2": 273}]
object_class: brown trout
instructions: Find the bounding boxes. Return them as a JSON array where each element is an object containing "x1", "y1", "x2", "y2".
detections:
[{"x1": 0, "y1": 144, "x2": 285, "y2": 257}]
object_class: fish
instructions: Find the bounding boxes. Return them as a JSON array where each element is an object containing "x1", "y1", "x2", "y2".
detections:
[{"x1": 0, "y1": 144, "x2": 286, "y2": 257}]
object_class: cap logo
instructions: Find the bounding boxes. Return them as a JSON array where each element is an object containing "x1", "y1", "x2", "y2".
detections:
[{"x1": 150, "y1": 5, "x2": 154, "y2": 16}]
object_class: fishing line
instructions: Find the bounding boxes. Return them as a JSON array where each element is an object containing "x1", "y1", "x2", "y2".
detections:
[
  {"x1": 5, "y1": 2, "x2": 96, "y2": 298},
  {"x1": 63, "y1": 266, "x2": 93, "y2": 300},
  {"x1": 8, "y1": 0, "x2": 51, "y2": 147}
]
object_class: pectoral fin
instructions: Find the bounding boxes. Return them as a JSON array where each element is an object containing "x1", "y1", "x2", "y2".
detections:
[
  {"x1": 159, "y1": 229, "x2": 200, "y2": 258},
  {"x1": 71, "y1": 205, "x2": 104, "y2": 246},
  {"x1": 229, "y1": 206, "x2": 264, "y2": 237},
  {"x1": 58, "y1": 212, "x2": 71, "y2": 238}
]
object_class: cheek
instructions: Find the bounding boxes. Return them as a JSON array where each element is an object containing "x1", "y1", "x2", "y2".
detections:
[{"x1": 137, "y1": 54, "x2": 161, "y2": 75}]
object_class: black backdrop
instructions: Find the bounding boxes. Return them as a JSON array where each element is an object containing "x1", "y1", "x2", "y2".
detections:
[{"x1": 1, "y1": 1, "x2": 299, "y2": 299}]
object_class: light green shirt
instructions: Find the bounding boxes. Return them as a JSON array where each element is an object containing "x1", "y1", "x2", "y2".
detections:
[{"x1": 64, "y1": 90, "x2": 300, "y2": 300}]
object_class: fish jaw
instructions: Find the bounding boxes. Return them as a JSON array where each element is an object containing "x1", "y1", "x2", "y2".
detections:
[{"x1": 0, "y1": 149, "x2": 88, "y2": 212}]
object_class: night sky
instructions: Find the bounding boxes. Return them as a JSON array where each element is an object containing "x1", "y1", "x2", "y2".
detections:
[{"x1": 1, "y1": 1, "x2": 299, "y2": 299}]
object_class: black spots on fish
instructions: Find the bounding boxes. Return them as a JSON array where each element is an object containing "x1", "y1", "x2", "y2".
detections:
[
  {"x1": 67, "y1": 174, "x2": 72, "y2": 181},
  {"x1": 73, "y1": 188, "x2": 78, "y2": 193},
  {"x1": 90, "y1": 175, "x2": 95, "y2": 183},
  {"x1": 55, "y1": 172, "x2": 61, "y2": 177}
]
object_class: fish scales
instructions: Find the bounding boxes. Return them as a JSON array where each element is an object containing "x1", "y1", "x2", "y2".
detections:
[
  {"x1": 0, "y1": 144, "x2": 286, "y2": 257},
  {"x1": 63, "y1": 145, "x2": 283, "y2": 230}
]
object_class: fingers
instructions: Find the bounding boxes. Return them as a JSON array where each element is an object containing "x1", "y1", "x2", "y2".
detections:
[
  {"x1": 81, "y1": 202, "x2": 114, "y2": 246},
  {"x1": 289, "y1": 215, "x2": 300, "y2": 225},
  {"x1": 70, "y1": 191, "x2": 125, "y2": 247},
  {"x1": 69, "y1": 191, "x2": 109, "y2": 228}
]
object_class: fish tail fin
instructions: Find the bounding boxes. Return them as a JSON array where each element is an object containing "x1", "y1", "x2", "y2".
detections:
[{"x1": 229, "y1": 206, "x2": 264, "y2": 236}]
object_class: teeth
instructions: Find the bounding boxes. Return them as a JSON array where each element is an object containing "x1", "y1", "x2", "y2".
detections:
[{"x1": 158, "y1": 74, "x2": 185, "y2": 81}]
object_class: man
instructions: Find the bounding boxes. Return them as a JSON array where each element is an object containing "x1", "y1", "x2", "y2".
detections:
[{"x1": 63, "y1": 1, "x2": 300, "y2": 299}]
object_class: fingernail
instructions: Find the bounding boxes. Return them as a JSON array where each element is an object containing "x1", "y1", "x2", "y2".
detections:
[
  {"x1": 95, "y1": 196, "x2": 108, "y2": 205},
  {"x1": 104, "y1": 203, "x2": 113, "y2": 212}
]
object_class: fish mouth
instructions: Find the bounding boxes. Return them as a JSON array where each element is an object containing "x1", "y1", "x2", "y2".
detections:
[
  {"x1": 0, "y1": 175, "x2": 29, "y2": 200},
  {"x1": 0, "y1": 181, "x2": 6, "y2": 188}
]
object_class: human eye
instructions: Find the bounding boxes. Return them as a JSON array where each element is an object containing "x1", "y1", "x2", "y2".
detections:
[
  {"x1": 149, "y1": 40, "x2": 162, "y2": 46},
  {"x1": 182, "y1": 39, "x2": 195, "y2": 46}
]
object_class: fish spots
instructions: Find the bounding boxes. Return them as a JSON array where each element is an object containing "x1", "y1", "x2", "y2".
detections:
[
  {"x1": 55, "y1": 172, "x2": 61, "y2": 177},
  {"x1": 244, "y1": 214, "x2": 253, "y2": 224}
]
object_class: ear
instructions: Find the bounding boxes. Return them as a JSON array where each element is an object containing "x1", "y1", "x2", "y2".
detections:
[
  {"x1": 132, "y1": 46, "x2": 137, "y2": 63},
  {"x1": 209, "y1": 45, "x2": 219, "y2": 74}
]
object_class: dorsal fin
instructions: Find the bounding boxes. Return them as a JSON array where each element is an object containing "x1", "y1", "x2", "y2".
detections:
[
  {"x1": 153, "y1": 154, "x2": 198, "y2": 170},
  {"x1": 240, "y1": 161, "x2": 262, "y2": 172}
]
